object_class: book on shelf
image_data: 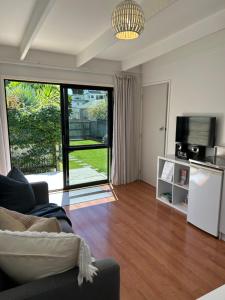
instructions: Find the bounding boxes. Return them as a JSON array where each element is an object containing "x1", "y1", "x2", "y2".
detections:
[{"x1": 161, "y1": 161, "x2": 174, "y2": 182}]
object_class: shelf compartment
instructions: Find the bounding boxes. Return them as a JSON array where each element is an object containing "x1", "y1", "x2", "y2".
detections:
[
  {"x1": 158, "y1": 158, "x2": 174, "y2": 183},
  {"x1": 172, "y1": 185, "x2": 188, "y2": 214},
  {"x1": 174, "y1": 163, "x2": 189, "y2": 188},
  {"x1": 157, "y1": 180, "x2": 173, "y2": 203}
]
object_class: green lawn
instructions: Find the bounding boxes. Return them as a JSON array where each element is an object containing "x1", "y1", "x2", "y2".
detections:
[
  {"x1": 70, "y1": 140, "x2": 102, "y2": 146},
  {"x1": 69, "y1": 140, "x2": 107, "y2": 173}
]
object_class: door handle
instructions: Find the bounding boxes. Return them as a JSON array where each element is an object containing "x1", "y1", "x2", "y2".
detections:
[{"x1": 159, "y1": 126, "x2": 165, "y2": 131}]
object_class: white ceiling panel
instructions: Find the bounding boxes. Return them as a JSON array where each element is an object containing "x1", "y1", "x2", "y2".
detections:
[
  {"x1": 32, "y1": 0, "x2": 121, "y2": 55},
  {"x1": 0, "y1": 0, "x2": 36, "y2": 46}
]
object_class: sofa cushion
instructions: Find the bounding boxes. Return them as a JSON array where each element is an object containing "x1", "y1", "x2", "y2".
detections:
[
  {"x1": 0, "y1": 207, "x2": 61, "y2": 233},
  {"x1": 7, "y1": 167, "x2": 29, "y2": 184},
  {"x1": 0, "y1": 208, "x2": 26, "y2": 231},
  {"x1": 0, "y1": 169, "x2": 35, "y2": 213},
  {"x1": 0, "y1": 230, "x2": 97, "y2": 286}
]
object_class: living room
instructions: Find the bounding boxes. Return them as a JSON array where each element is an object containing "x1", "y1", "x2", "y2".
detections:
[{"x1": 1, "y1": 0, "x2": 225, "y2": 299}]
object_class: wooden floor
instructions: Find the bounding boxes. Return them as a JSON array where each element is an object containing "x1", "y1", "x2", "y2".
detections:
[{"x1": 65, "y1": 181, "x2": 225, "y2": 300}]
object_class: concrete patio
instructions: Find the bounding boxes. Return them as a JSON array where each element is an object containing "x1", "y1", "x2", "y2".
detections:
[{"x1": 26, "y1": 166, "x2": 107, "y2": 191}]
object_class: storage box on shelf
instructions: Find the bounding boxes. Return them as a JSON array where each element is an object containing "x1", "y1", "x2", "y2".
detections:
[{"x1": 156, "y1": 155, "x2": 190, "y2": 214}]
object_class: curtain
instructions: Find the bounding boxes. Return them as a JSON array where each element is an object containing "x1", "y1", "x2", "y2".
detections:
[
  {"x1": 111, "y1": 73, "x2": 141, "y2": 185},
  {"x1": 0, "y1": 86, "x2": 11, "y2": 175}
]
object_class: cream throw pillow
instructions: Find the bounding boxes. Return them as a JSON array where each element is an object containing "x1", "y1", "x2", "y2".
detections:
[
  {"x1": 0, "y1": 207, "x2": 60, "y2": 233},
  {"x1": 0, "y1": 230, "x2": 97, "y2": 285},
  {"x1": 0, "y1": 209, "x2": 26, "y2": 231}
]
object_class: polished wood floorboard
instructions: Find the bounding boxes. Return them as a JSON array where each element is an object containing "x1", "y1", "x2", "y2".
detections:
[{"x1": 65, "y1": 181, "x2": 225, "y2": 300}]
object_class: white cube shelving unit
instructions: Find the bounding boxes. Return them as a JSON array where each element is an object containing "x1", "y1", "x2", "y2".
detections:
[{"x1": 156, "y1": 155, "x2": 190, "y2": 215}]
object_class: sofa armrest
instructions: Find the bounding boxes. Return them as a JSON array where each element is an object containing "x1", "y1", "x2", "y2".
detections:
[
  {"x1": 31, "y1": 182, "x2": 49, "y2": 205},
  {"x1": 0, "y1": 259, "x2": 120, "y2": 300}
]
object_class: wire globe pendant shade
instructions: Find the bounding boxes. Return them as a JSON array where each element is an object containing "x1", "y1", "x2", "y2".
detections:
[{"x1": 112, "y1": 0, "x2": 145, "y2": 40}]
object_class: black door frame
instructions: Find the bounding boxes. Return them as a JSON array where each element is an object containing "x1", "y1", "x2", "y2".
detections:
[{"x1": 61, "y1": 84, "x2": 113, "y2": 190}]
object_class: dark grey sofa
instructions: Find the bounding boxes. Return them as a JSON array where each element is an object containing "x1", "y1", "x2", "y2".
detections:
[{"x1": 0, "y1": 182, "x2": 120, "y2": 300}]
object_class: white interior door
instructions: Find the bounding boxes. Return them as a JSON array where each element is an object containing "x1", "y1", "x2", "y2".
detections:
[{"x1": 141, "y1": 83, "x2": 168, "y2": 186}]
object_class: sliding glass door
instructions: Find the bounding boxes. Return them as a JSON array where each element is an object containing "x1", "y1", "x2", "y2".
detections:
[
  {"x1": 61, "y1": 85, "x2": 113, "y2": 189},
  {"x1": 5, "y1": 80, "x2": 113, "y2": 190}
]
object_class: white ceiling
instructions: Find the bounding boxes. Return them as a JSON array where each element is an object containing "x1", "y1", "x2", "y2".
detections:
[
  {"x1": 98, "y1": 0, "x2": 225, "y2": 61},
  {"x1": 0, "y1": 0, "x2": 36, "y2": 46},
  {"x1": 0, "y1": 0, "x2": 225, "y2": 70},
  {"x1": 32, "y1": 0, "x2": 121, "y2": 54}
]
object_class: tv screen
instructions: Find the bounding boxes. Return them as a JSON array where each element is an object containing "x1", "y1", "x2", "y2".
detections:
[{"x1": 176, "y1": 116, "x2": 216, "y2": 147}]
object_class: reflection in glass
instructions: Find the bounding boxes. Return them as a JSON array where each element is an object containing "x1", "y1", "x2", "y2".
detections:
[{"x1": 68, "y1": 89, "x2": 108, "y2": 146}]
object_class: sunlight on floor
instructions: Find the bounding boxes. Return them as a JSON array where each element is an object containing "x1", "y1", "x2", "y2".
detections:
[{"x1": 49, "y1": 184, "x2": 116, "y2": 209}]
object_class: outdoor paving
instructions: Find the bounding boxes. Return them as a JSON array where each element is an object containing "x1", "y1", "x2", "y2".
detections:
[
  {"x1": 49, "y1": 185, "x2": 112, "y2": 207},
  {"x1": 26, "y1": 166, "x2": 106, "y2": 191}
]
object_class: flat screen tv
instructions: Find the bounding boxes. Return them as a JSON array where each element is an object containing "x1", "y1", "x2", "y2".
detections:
[{"x1": 176, "y1": 116, "x2": 216, "y2": 147}]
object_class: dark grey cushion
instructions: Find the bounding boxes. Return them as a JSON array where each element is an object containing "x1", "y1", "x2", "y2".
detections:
[
  {"x1": 0, "y1": 269, "x2": 4, "y2": 292},
  {"x1": 0, "y1": 268, "x2": 17, "y2": 292},
  {"x1": 0, "y1": 168, "x2": 35, "y2": 213},
  {"x1": 7, "y1": 167, "x2": 29, "y2": 184},
  {"x1": 30, "y1": 182, "x2": 49, "y2": 205}
]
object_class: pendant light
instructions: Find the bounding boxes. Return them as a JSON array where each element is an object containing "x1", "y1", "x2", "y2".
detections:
[{"x1": 112, "y1": 0, "x2": 145, "y2": 40}]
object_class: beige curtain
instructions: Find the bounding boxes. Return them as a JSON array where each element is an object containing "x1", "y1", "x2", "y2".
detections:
[
  {"x1": 0, "y1": 86, "x2": 11, "y2": 175},
  {"x1": 111, "y1": 73, "x2": 141, "y2": 185}
]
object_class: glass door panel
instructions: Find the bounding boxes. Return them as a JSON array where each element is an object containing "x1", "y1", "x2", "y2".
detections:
[
  {"x1": 68, "y1": 88, "x2": 108, "y2": 147},
  {"x1": 61, "y1": 85, "x2": 112, "y2": 189},
  {"x1": 68, "y1": 148, "x2": 108, "y2": 186}
]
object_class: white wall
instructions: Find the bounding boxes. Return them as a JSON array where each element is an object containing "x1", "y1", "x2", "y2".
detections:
[{"x1": 142, "y1": 28, "x2": 225, "y2": 154}]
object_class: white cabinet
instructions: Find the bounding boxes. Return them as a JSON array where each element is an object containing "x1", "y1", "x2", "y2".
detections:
[
  {"x1": 157, "y1": 156, "x2": 190, "y2": 215},
  {"x1": 188, "y1": 164, "x2": 223, "y2": 236},
  {"x1": 219, "y1": 175, "x2": 225, "y2": 239}
]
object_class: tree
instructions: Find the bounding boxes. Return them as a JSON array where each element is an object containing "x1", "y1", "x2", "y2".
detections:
[
  {"x1": 5, "y1": 81, "x2": 61, "y2": 174},
  {"x1": 88, "y1": 100, "x2": 107, "y2": 120}
]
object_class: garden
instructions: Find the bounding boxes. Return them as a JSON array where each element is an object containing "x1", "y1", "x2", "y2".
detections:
[{"x1": 69, "y1": 140, "x2": 107, "y2": 174}]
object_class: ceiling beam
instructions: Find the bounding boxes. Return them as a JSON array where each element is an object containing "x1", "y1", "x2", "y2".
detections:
[
  {"x1": 122, "y1": 8, "x2": 225, "y2": 70},
  {"x1": 20, "y1": 0, "x2": 56, "y2": 61},
  {"x1": 76, "y1": 29, "x2": 116, "y2": 68}
]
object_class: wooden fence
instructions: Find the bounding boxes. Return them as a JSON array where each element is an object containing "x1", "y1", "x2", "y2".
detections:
[{"x1": 69, "y1": 120, "x2": 107, "y2": 141}]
